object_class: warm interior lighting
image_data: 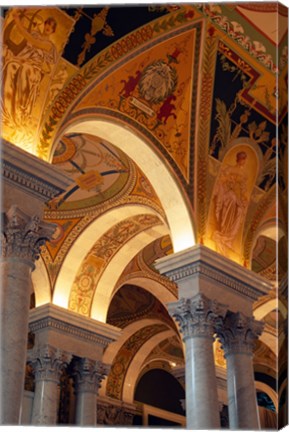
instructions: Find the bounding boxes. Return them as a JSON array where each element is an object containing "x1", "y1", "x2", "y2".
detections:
[
  {"x1": 64, "y1": 120, "x2": 196, "y2": 253},
  {"x1": 53, "y1": 290, "x2": 69, "y2": 309}
]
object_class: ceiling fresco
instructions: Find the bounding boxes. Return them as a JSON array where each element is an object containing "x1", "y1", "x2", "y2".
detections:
[
  {"x1": 50, "y1": 133, "x2": 130, "y2": 209},
  {"x1": 107, "y1": 284, "x2": 174, "y2": 330},
  {"x1": 145, "y1": 336, "x2": 184, "y2": 365},
  {"x1": 2, "y1": 3, "x2": 287, "y2": 410}
]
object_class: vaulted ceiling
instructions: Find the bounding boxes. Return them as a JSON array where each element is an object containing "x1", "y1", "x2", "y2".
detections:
[{"x1": 2, "y1": 3, "x2": 287, "y2": 407}]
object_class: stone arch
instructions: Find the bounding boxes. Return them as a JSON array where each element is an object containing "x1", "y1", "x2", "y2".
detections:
[
  {"x1": 249, "y1": 216, "x2": 287, "y2": 268},
  {"x1": 254, "y1": 299, "x2": 287, "y2": 321},
  {"x1": 255, "y1": 381, "x2": 278, "y2": 411},
  {"x1": 113, "y1": 276, "x2": 177, "y2": 311},
  {"x1": 57, "y1": 117, "x2": 196, "y2": 253},
  {"x1": 90, "y1": 224, "x2": 169, "y2": 322},
  {"x1": 32, "y1": 256, "x2": 51, "y2": 306},
  {"x1": 53, "y1": 204, "x2": 165, "y2": 309},
  {"x1": 122, "y1": 329, "x2": 175, "y2": 404},
  {"x1": 99, "y1": 318, "x2": 165, "y2": 397}
]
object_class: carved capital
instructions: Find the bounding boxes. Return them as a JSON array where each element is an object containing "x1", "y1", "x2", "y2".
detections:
[
  {"x1": 1, "y1": 205, "x2": 56, "y2": 264},
  {"x1": 73, "y1": 358, "x2": 110, "y2": 394},
  {"x1": 28, "y1": 345, "x2": 72, "y2": 383},
  {"x1": 216, "y1": 311, "x2": 264, "y2": 357},
  {"x1": 168, "y1": 293, "x2": 227, "y2": 340}
]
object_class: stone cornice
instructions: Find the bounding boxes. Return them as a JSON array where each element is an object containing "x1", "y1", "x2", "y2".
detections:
[
  {"x1": 155, "y1": 245, "x2": 272, "y2": 301},
  {"x1": 2, "y1": 139, "x2": 73, "y2": 201},
  {"x1": 29, "y1": 303, "x2": 121, "y2": 348}
]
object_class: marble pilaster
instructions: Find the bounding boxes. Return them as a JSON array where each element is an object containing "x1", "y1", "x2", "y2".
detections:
[
  {"x1": 29, "y1": 345, "x2": 72, "y2": 425},
  {"x1": 73, "y1": 358, "x2": 109, "y2": 426},
  {"x1": 0, "y1": 206, "x2": 55, "y2": 425},
  {"x1": 216, "y1": 311, "x2": 264, "y2": 429},
  {"x1": 168, "y1": 293, "x2": 225, "y2": 429}
]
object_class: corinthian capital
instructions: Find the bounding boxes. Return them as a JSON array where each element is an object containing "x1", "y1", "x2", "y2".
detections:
[
  {"x1": 168, "y1": 293, "x2": 227, "y2": 340},
  {"x1": 73, "y1": 358, "x2": 110, "y2": 394},
  {"x1": 1, "y1": 205, "x2": 56, "y2": 264},
  {"x1": 216, "y1": 311, "x2": 264, "y2": 357},
  {"x1": 28, "y1": 345, "x2": 72, "y2": 383}
]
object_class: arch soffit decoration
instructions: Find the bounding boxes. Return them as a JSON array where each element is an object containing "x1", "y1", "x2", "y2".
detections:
[
  {"x1": 113, "y1": 277, "x2": 178, "y2": 311},
  {"x1": 53, "y1": 204, "x2": 167, "y2": 310},
  {"x1": 60, "y1": 119, "x2": 196, "y2": 254},
  {"x1": 122, "y1": 329, "x2": 175, "y2": 404},
  {"x1": 99, "y1": 318, "x2": 174, "y2": 397},
  {"x1": 90, "y1": 224, "x2": 169, "y2": 322}
]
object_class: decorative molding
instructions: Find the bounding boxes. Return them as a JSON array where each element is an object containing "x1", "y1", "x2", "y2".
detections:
[
  {"x1": 2, "y1": 161, "x2": 65, "y2": 201},
  {"x1": 155, "y1": 245, "x2": 273, "y2": 301},
  {"x1": 29, "y1": 304, "x2": 121, "y2": 348},
  {"x1": 29, "y1": 317, "x2": 114, "y2": 348},
  {"x1": 1, "y1": 205, "x2": 56, "y2": 264},
  {"x1": 2, "y1": 139, "x2": 72, "y2": 201}
]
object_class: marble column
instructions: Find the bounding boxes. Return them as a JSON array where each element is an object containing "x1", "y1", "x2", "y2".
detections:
[
  {"x1": 216, "y1": 311, "x2": 263, "y2": 430},
  {"x1": 0, "y1": 206, "x2": 55, "y2": 425},
  {"x1": 168, "y1": 293, "x2": 225, "y2": 430},
  {"x1": 73, "y1": 358, "x2": 109, "y2": 426},
  {"x1": 29, "y1": 345, "x2": 72, "y2": 425}
]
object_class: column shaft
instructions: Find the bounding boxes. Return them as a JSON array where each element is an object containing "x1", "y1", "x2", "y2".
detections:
[
  {"x1": 217, "y1": 311, "x2": 263, "y2": 430},
  {"x1": 75, "y1": 392, "x2": 97, "y2": 426},
  {"x1": 185, "y1": 336, "x2": 220, "y2": 429},
  {"x1": 32, "y1": 380, "x2": 59, "y2": 425},
  {"x1": 168, "y1": 294, "x2": 225, "y2": 430},
  {"x1": 227, "y1": 353, "x2": 260, "y2": 429},
  {"x1": 0, "y1": 259, "x2": 32, "y2": 424},
  {"x1": 29, "y1": 345, "x2": 71, "y2": 426},
  {"x1": 0, "y1": 206, "x2": 56, "y2": 425},
  {"x1": 73, "y1": 358, "x2": 109, "y2": 426}
]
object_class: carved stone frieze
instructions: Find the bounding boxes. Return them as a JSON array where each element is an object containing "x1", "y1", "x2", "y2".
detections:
[
  {"x1": 216, "y1": 311, "x2": 264, "y2": 357},
  {"x1": 97, "y1": 403, "x2": 134, "y2": 425},
  {"x1": 73, "y1": 358, "x2": 110, "y2": 394},
  {"x1": 168, "y1": 293, "x2": 227, "y2": 340},
  {"x1": 28, "y1": 345, "x2": 72, "y2": 383},
  {"x1": 1, "y1": 205, "x2": 56, "y2": 264}
]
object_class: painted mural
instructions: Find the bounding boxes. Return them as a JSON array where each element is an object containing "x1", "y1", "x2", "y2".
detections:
[
  {"x1": 206, "y1": 144, "x2": 259, "y2": 262},
  {"x1": 107, "y1": 285, "x2": 174, "y2": 329},
  {"x1": 50, "y1": 133, "x2": 130, "y2": 210},
  {"x1": 2, "y1": 5, "x2": 287, "y2": 422},
  {"x1": 74, "y1": 25, "x2": 199, "y2": 183},
  {"x1": 1, "y1": 8, "x2": 75, "y2": 153}
]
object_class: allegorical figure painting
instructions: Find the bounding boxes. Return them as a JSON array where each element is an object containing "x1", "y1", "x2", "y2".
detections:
[
  {"x1": 2, "y1": 9, "x2": 58, "y2": 127},
  {"x1": 212, "y1": 151, "x2": 248, "y2": 254},
  {"x1": 1, "y1": 7, "x2": 74, "y2": 153},
  {"x1": 208, "y1": 145, "x2": 259, "y2": 261}
]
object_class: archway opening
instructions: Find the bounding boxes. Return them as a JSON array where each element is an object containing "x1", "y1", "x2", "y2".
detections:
[{"x1": 134, "y1": 368, "x2": 185, "y2": 417}]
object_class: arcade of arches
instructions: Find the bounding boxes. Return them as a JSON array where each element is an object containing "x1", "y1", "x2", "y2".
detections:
[{"x1": 1, "y1": 3, "x2": 288, "y2": 429}]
